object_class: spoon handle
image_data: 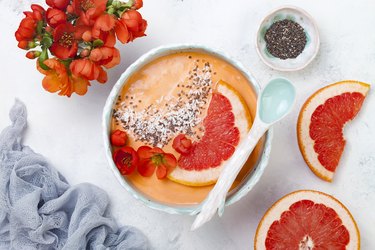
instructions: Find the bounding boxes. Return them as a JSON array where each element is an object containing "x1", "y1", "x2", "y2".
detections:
[{"x1": 191, "y1": 117, "x2": 269, "y2": 230}]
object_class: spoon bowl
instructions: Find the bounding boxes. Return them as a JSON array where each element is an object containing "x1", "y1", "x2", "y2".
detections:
[{"x1": 259, "y1": 78, "x2": 296, "y2": 124}]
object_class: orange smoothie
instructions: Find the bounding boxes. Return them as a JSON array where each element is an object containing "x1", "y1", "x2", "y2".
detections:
[{"x1": 111, "y1": 51, "x2": 264, "y2": 205}]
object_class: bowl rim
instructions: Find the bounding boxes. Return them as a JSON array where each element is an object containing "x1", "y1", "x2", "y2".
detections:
[
  {"x1": 255, "y1": 5, "x2": 320, "y2": 71},
  {"x1": 102, "y1": 44, "x2": 273, "y2": 215}
]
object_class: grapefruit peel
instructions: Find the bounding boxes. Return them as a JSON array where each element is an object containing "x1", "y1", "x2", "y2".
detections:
[
  {"x1": 297, "y1": 80, "x2": 370, "y2": 182},
  {"x1": 168, "y1": 80, "x2": 252, "y2": 186},
  {"x1": 254, "y1": 190, "x2": 360, "y2": 250}
]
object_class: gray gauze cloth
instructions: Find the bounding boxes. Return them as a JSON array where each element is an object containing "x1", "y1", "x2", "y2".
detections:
[{"x1": 0, "y1": 100, "x2": 149, "y2": 250}]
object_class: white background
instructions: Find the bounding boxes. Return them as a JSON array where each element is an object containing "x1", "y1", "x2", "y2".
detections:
[{"x1": 1, "y1": 0, "x2": 374, "y2": 249}]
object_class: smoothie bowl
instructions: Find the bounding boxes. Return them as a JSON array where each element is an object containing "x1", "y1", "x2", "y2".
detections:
[{"x1": 102, "y1": 44, "x2": 272, "y2": 215}]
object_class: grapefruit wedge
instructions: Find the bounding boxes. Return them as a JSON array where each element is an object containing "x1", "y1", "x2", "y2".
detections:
[
  {"x1": 297, "y1": 81, "x2": 370, "y2": 182},
  {"x1": 168, "y1": 80, "x2": 252, "y2": 186},
  {"x1": 255, "y1": 190, "x2": 360, "y2": 250}
]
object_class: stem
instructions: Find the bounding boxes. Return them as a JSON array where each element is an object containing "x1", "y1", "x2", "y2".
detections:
[
  {"x1": 60, "y1": 59, "x2": 72, "y2": 68},
  {"x1": 38, "y1": 47, "x2": 50, "y2": 70},
  {"x1": 36, "y1": 21, "x2": 44, "y2": 35}
]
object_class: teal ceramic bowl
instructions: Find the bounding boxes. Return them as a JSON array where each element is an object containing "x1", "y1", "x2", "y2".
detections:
[
  {"x1": 256, "y1": 6, "x2": 320, "y2": 71},
  {"x1": 102, "y1": 44, "x2": 273, "y2": 215}
]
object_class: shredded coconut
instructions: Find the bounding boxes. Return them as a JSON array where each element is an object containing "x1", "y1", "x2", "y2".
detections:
[{"x1": 113, "y1": 62, "x2": 213, "y2": 147}]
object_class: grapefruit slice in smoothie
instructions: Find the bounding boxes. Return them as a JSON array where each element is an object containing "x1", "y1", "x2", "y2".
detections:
[
  {"x1": 111, "y1": 51, "x2": 262, "y2": 205},
  {"x1": 168, "y1": 80, "x2": 252, "y2": 186}
]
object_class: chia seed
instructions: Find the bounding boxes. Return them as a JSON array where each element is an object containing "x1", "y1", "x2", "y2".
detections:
[
  {"x1": 264, "y1": 19, "x2": 307, "y2": 60},
  {"x1": 114, "y1": 63, "x2": 213, "y2": 147}
]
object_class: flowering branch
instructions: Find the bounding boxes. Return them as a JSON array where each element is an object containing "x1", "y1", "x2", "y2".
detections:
[{"x1": 15, "y1": 0, "x2": 147, "y2": 97}]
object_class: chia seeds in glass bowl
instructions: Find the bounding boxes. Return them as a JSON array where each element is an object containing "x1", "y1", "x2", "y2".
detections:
[{"x1": 264, "y1": 19, "x2": 307, "y2": 60}]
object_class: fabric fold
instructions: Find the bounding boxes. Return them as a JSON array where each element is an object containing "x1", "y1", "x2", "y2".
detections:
[{"x1": 0, "y1": 100, "x2": 149, "y2": 250}]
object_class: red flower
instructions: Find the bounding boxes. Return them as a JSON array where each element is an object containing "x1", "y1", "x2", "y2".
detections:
[
  {"x1": 37, "y1": 58, "x2": 90, "y2": 97},
  {"x1": 99, "y1": 30, "x2": 116, "y2": 47},
  {"x1": 74, "y1": 17, "x2": 92, "y2": 41},
  {"x1": 23, "y1": 4, "x2": 45, "y2": 21},
  {"x1": 74, "y1": 17, "x2": 116, "y2": 46},
  {"x1": 133, "y1": 0, "x2": 143, "y2": 10},
  {"x1": 50, "y1": 23, "x2": 78, "y2": 59},
  {"x1": 82, "y1": 31, "x2": 92, "y2": 42},
  {"x1": 115, "y1": 10, "x2": 147, "y2": 44},
  {"x1": 46, "y1": 0, "x2": 70, "y2": 10},
  {"x1": 137, "y1": 146, "x2": 177, "y2": 179},
  {"x1": 111, "y1": 129, "x2": 128, "y2": 147},
  {"x1": 15, "y1": 5, "x2": 45, "y2": 49},
  {"x1": 74, "y1": 10, "x2": 117, "y2": 47},
  {"x1": 17, "y1": 41, "x2": 29, "y2": 50},
  {"x1": 87, "y1": 13, "x2": 117, "y2": 48},
  {"x1": 72, "y1": 0, "x2": 107, "y2": 26},
  {"x1": 15, "y1": 17, "x2": 37, "y2": 46},
  {"x1": 113, "y1": 147, "x2": 139, "y2": 175},
  {"x1": 172, "y1": 134, "x2": 192, "y2": 155},
  {"x1": 89, "y1": 46, "x2": 120, "y2": 69},
  {"x1": 15, "y1": 0, "x2": 148, "y2": 97},
  {"x1": 92, "y1": 13, "x2": 116, "y2": 38},
  {"x1": 46, "y1": 8, "x2": 67, "y2": 28},
  {"x1": 70, "y1": 58, "x2": 107, "y2": 83}
]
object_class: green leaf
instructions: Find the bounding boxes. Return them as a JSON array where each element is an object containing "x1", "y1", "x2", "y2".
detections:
[
  {"x1": 107, "y1": 6, "x2": 115, "y2": 14},
  {"x1": 106, "y1": 0, "x2": 113, "y2": 7},
  {"x1": 126, "y1": 0, "x2": 134, "y2": 8},
  {"x1": 112, "y1": 0, "x2": 120, "y2": 8}
]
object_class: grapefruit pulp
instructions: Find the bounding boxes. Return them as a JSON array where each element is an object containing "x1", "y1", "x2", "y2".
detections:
[
  {"x1": 168, "y1": 81, "x2": 252, "y2": 186},
  {"x1": 255, "y1": 190, "x2": 360, "y2": 249},
  {"x1": 297, "y1": 81, "x2": 370, "y2": 181}
]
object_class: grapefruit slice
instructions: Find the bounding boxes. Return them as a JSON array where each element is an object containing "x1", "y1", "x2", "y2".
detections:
[
  {"x1": 168, "y1": 80, "x2": 252, "y2": 186},
  {"x1": 255, "y1": 190, "x2": 360, "y2": 250},
  {"x1": 297, "y1": 81, "x2": 370, "y2": 182}
]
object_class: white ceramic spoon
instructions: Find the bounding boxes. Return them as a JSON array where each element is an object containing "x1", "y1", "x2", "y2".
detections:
[{"x1": 191, "y1": 78, "x2": 296, "y2": 230}]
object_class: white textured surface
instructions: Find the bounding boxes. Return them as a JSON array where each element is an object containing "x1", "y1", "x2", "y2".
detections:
[{"x1": 1, "y1": 0, "x2": 374, "y2": 249}]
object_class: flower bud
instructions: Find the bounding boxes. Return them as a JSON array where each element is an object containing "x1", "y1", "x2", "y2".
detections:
[
  {"x1": 26, "y1": 51, "x2": 41, "y2": 59},
  {"x1": 46, "y1": 0, "x2": 70, "y2": 10},
  {"x1": 80, "y1": 49, "x2": 90, "y2": 58},
  {"x1": 132, "y1": 0, "x2": 143, "y2": 10},
  {"x1": 30, "y1": 4, "x2": 46, "y2": 21},
  {"x1": 66, "y1": 5, "x2": 74, "y2": 14},
  {"x1": 111, "y1": 129, "x2": 128, "y2": 146},
  {"x1": 82, "y1": 31, "x2": 92, "y2": 42},
  {"x1": 28, "y1": 41, "x2": 37, "y2": 48},
  {"x1": 18, "y1": 41, "x2": 29, "y2": 50},
  {"x1": 45, "y1": 26, "x2": 54, "y2": 33},
  {"x1": 46, "y1": 8, "x2": 67, "y2": 28}
]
